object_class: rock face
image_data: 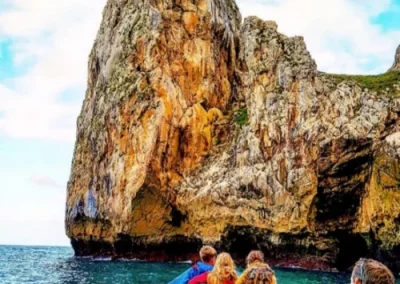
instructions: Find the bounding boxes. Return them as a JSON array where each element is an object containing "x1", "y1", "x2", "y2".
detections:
[
  {"x1": 66, "y1": 0, "x2": 400, "y2": 271},
  {"x1": 389, "y1": 45, "x2": 400, "y2": 72}
]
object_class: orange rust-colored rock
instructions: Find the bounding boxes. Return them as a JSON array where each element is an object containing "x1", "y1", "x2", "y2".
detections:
[{"x1": 182, "y1": 12, "x2": 198, "y2": 35}]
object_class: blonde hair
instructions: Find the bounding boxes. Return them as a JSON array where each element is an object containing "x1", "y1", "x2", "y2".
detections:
[
  {"x1": 207, "y1": 253, "x2": 238, "y2": 284},
  {"x1": 243, "y1": 267, "x2": 276, "y2": 284},
  {"x1": 199, "y1": 245, "x2": 217, "y2": 263}
]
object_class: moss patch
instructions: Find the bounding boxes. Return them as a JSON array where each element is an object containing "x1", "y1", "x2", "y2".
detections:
[
  {"x1": 233, "y1": 107, "x2": 249, "y2": 127},
  {"x1": 323, "y1": 72, "x2": 400, "y2": 96}
]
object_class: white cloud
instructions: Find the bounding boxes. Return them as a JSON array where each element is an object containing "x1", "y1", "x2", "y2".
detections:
[
  {"x1": 28, "y1": 174, "x2": 63, "y2": 189},
  {"x1": 0, "y1": 0, "x2": 106, "y2": 141},
  {"x1": 0, "y1": 0, "x2": 399, "y2": 142},
  {"x1": 0, "y1": 83, "x2": 80, "y2": 140},
  {"x1": 237, "y1": 0, "x2": 400, "y2": 74}
]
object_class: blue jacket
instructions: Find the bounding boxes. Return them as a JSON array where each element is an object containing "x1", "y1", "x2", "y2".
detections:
[{"x1": 168, "y1": 261, "x2": 214, "y2": 284}]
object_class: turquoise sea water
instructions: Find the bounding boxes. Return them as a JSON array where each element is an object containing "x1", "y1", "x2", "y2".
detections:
[{"x1": 0, "y1": 245, "x2": 397, "y2": 283}]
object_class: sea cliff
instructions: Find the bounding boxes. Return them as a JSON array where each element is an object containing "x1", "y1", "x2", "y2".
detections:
[{"x1": 66, "y1": 0, "x2": 400, "y2": 271}]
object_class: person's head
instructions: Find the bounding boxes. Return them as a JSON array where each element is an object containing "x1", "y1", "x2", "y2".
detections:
[
  {"x1": 199, "y1": 245, "x2": 217, "y2": 265},
  {"x1": 207, "y1": 252, "x2": 238, "y2": 284},
  {"x1": 351, "y1": 259, "x2": 395, "y2": 284},
  {"x1": 246, "y1": 250, "x2": 265, "y2": 266},
  {"x1": 243, "y1": 267, "x2": 277, "y2": 284}
]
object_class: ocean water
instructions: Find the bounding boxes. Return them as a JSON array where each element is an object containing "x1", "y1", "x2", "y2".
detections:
[{"x1": 0, "y1": 245, "x2": 397, "y2": 284}]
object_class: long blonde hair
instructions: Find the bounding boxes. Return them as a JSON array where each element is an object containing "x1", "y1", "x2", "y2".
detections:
[{"x1": 207, "y1": 253, "x2": 238, "y2": 284}]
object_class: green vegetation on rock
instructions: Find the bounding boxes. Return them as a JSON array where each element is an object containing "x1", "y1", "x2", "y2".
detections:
[
  {"x1": 323, "y1": 72, "x2": 400, "y2": 96},
  {"x1": 233, "y1": 107, "x2": 249, "y2": 127}
]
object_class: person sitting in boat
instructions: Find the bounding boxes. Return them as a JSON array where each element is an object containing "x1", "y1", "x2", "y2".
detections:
[
  {"x1": 240, "y1": 266, "x2": 277, "y2": 284},
  {"x1": 169, "y1": 245, "x2": 217, "y2": 284},
  {"x1": 236, "y1": 251, "x2": 274, "y2": 284},
  {"x1": 188, "y1": 252, "x2": 238, "y2": 284},
  {"x1": 351, "y1": 258, "x2": 395, "y2": 284}
]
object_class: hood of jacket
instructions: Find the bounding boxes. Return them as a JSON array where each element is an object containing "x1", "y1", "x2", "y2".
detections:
[{"x1": 196, "y1": 261, "x2": 214, "y2": 274}]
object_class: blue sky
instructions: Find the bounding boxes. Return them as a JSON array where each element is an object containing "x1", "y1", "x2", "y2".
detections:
[{"x1": 0, "y1": 0, "x2": 399, "y2": 247}]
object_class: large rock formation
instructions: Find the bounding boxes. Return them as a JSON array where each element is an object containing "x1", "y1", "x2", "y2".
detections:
[{"x1": 66, "y1": 0, "x2": 400, "y2": 271}]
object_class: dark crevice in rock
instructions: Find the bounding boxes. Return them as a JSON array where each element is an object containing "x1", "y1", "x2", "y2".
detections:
[
  {"x1": 167, "y1": 207, "x2": 187, "y2": 227},
  {"x1": 328, "y1": 154, "x2": 371, "y2": 178},
  {"x1": 71, "y1": 238, "x2": 114, "y2": 257},
  {"x1": 114, "y1": 234, "x2": 133, "y2": 255},
  {"x1": 237, "y1": 184, "x2": 264, "y2": 199},
  {"x1": 318, "y1": 138, "x2": 373, "y2": 175},
  {"x1": 373, "y1": 245, "x2": 400, "y2": 273},
  {"x1": 314, "y1": 183, "x2": 365, "y2": 226},
  {"x1": 335, "y1": 232, "x2": 368, "y2": 270},
  {"x1": 72, "y1": 235, "x2": 203, "y2": 262},
  {"x1": 314, "y1": 138, "x2": 374, "y2": 230}
]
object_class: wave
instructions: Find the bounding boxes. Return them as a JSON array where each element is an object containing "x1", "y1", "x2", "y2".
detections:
[
  {"x1": 74, "y1": 256, "x2": 193, "y2": 264},
  {"x1": 75, "y1": 256, "x2": 112, "y2": 261}
]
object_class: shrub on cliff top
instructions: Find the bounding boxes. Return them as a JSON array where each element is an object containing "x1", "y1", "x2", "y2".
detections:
[{"x1": 324, "y1": 72, "x2": 400, "y2": 97}]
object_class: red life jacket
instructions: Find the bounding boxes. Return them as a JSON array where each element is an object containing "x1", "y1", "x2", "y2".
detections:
[
  {"x1": 188, "y1": 272, "x2": 208, "y2": 284},
  {"x1": 188, "y1": 272, "x2": 235, "y2": 284}
]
